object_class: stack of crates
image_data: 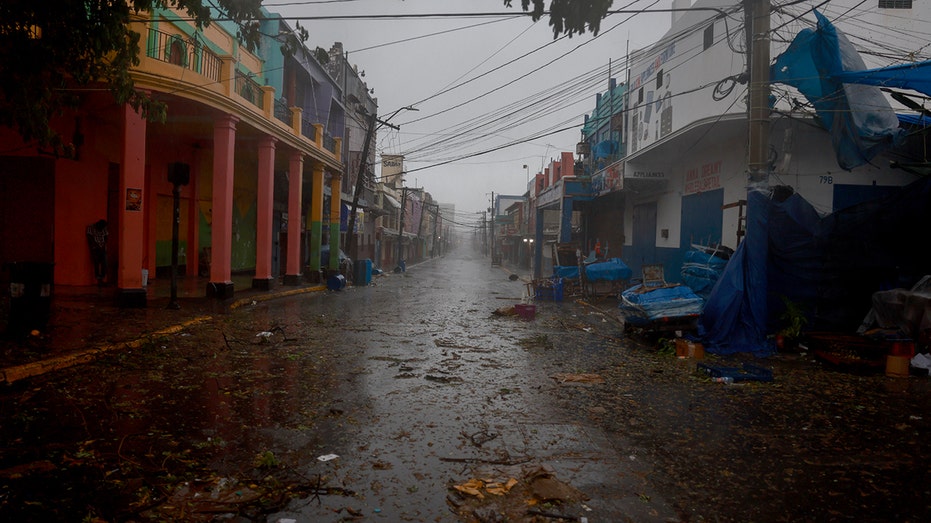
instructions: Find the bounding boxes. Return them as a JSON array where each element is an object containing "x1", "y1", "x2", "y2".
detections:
[{"x1": 533, "y1": 277, "x2": 564, "y2": 302}]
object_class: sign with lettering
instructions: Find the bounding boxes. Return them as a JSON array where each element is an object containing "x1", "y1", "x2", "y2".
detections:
[
  {"x1": 592, "y1": 160, "x2": 624, "y2": 196},
  {"x1": 629, "y1": 170, "x2": 665, "y2": 179},
  {"x1": 684, "y1": 160, "x2": 722, "y2": 195}
]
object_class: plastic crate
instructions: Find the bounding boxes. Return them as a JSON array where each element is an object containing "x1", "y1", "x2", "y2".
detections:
[
  {"x1": 534, "y1": 277, "x2": 564, "y2": 302},
  {"x1": 697, "y1": 362, "x2": 774, "y2": 382}
]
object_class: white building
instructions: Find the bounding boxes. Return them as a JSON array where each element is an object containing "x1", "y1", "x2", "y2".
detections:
[{"x1": 619, "y1": 0, "x2": 929, "y2": 276}]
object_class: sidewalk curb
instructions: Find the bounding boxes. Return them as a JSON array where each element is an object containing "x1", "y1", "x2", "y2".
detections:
[
  {"x1": 2, "y1": 284, "x2": 330, "y2": 385},
  {"x1": 1, "y1": 316, "x2": 213, "y2": 385}
]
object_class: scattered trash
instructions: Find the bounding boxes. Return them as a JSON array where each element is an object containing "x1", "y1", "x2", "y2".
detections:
[
  {"x1": 316, "y1": 453, "x2": 339, "y2": 462},
  {"x1": 551, "y1": 373, "x2": 605, "y2": 385},
  {"x1": 697, "y1": 362, "x2": 774, "y2": 383},
  {"x1": 452, "y1": 477, "x2": 519, "y2": 499},
  {"x1": 911, "y1": 353, "x2": 931, "y2": 372},
  {"x1": 492, "y1": 305, "x2": 517, "y2": 317},
  {"x1": 256, "y1": 331, "x2": 273, "y2": 339},
  {"x1": 675, "y1": 338, "x2": 705, "y2": 359}
]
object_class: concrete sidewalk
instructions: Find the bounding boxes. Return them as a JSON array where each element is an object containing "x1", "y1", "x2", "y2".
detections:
[{"x1": 0, "y1": 273, "x2": 327, "y2": 384}]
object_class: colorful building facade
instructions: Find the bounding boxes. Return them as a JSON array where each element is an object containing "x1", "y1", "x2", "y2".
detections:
[{"x1": 0, "y1": 6, "x2": 345, "y2": 309}]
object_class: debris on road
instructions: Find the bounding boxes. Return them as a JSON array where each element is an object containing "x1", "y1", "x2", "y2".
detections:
[{"x1": 551, "y1": 373, "x2": 605, "y2": 385}]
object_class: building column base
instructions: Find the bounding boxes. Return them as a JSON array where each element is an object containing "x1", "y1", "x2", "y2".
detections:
[
  {"x1": 117, "y1": 288, "x2": 147, "y2": 308},
  {"x1": 283, "y1": 274, "x2": 302, "y2": 286},
  {"x1": 206, "y1": 281, "x2": 235, "y2": 299},
  {"x1": 252, "y1": 278, "x2": 275, "y2": 291}
]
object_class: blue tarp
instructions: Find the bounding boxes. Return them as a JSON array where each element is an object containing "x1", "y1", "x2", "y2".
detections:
[
  {"x1": 554, "y1": 258, "x2": 632, "y2": 282},
  {"x1": 585, "y1": 258, "x2": 632, "y2": 282},
  {"x1": 699, "y1": 176, "x2": 931, "y2": 356},
  {"x1": 681, "y1": 250, "x2": 728, "y2": 299},
  {"x1": 834, "y1": 60, "x2": 931, "y2": 98},
  {"x1": 620, "y1": 284, "x2": 704, "y2": 323},
  {"x1": 770, "y1": 10, "x2": 904, "y2": 170},
  {"x1": 698, "y1": 190, "x2": 771, "y2": 356},
  {"x1": 553, "y1": 265, "x2": 580, "y2": 280}
]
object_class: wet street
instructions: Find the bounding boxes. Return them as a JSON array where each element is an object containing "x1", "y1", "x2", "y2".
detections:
[{"x1": 2, "y1": 249, "x2": 931, "y2": 522}]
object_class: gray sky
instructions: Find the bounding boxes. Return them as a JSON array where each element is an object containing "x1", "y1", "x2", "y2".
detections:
[{"x1": 268, "y1": 0, "x2": 675, "y2": 223}]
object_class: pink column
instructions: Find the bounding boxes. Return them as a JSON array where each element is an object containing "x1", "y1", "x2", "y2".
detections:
[
  {"x1": 283, "y1": 151, "x2": 304, "y2": 285},
  {"x1": 117, "y1": 103, "x2": 147, "y2": 307},
  {"x1": 208, "y1": 115, "x2": 238, "y2": 299},
  {"x1": 253, "y1": 136, "x2": 276, "y2": 290}
]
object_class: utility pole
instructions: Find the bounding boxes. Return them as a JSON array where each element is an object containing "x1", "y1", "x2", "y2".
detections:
[
  {"x1": 489, "y1": 191, "x2": 495, "y2": 267},
  {"x1": 345, "y1": 111, "x2": 378, "y2": 260},
  {"x1": 397, "y1": 186, "x2": 408, "y2": 272},
  {"x1": 346, "y1": 106, "x2": 416, "y2": 262},
  {"x1": 431, "y1": 204, "x2": 440, "y2": 258},
  {"x1": 746, "y1": 0, "x2": 771, "y2": 185},
  {"x1": 482, "y1": 211, "x2": 487, "y2": 256},
  {"x1": 396, "y1": 185, "x2": 421, "y2": 271}
]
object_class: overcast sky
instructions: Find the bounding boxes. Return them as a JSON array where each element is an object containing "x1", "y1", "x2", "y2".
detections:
[{"x1": 268, "y1": 0, "x2": 675, "y2": 226}]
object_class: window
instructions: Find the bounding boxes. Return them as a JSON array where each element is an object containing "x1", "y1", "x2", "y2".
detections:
[
  {"x1": 878, "y1": 0, "x2": 912, "y2": 7},
  {"x1": 638, "y1": 87, "x2": 644, "y2": 104},
  {"x1": 703, "y1": 23, "x2": 714, "y2": 50},
  {"x1": 656, "y1": 69, "x2": 664, "y2": 89}
]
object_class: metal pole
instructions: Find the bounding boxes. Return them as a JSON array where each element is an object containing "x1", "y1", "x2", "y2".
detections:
[
  {"x1": 168, "y1": 183, "x2": 181, "y2": 310},
  {"x1": 397, "y1": 187, "x2": 407, "y2": 271}
]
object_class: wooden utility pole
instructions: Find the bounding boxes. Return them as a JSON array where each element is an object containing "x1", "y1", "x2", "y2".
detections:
[
  {"x1": 489, "y1": 191, "x2": 495, "y2": 266},
  {"x1": 346, "y1": 107, "x2": 413, "y2": 262},
  {"x1": 345, "y1": 111, "x2": 377, "y2": 260},
  {"x1": 431, "y1": 204, "x2": 440, "y2": 258}
]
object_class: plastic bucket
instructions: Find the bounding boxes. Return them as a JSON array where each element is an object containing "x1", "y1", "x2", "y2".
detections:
[
  {"x1": 514, "y1": 303, "x2": 536, "y2": 321},
  {"x1": 327, "y1": 273, "x2": 346, "y2": 291}
]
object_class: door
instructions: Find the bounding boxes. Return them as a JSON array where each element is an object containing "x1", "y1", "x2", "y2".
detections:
[
  {"x1": 630, "y1": 202, "x2": 657, "y2": 277},
  {"x1": 680, "y1": 188, "x2": 724, "y2": 248}
]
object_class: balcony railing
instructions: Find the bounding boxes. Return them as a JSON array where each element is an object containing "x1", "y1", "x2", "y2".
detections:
[
  {"x1": 235, "y1": 70, "x2": 263, "y2": 109},
  {"x1": 274, "y1": 98, "x2": 291, "y2": 125},
  {"x1": 146, "y1": 28, "x2": 221, "y2": 83},
  {"x1": 323, "y1": 133, "x2": 336, "y2": 154}
]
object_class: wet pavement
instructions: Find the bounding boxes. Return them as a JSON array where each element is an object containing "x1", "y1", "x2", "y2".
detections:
[{"x1": 2, "y1": 249, "x2": 931, "y2": 522}]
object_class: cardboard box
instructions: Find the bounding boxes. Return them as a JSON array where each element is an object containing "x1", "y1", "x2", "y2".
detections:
[
  {"x1": 676, "y1": 339, "x2": 705, "y2": 359},
  {"x1": 885, "y1": 355, "x2": 910, "y2": 378}
]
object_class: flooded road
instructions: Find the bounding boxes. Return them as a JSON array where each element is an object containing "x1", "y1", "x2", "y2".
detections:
[{"x1": 2, "y1": 248, "x2": 931, "y2": 522}]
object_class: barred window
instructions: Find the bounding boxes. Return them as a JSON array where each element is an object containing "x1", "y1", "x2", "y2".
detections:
[{"x1": 878, "y1": 0, "x2": 912, "y2": 8}]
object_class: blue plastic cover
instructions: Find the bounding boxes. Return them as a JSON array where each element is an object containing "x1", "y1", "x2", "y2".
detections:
[
  {"x1": 585, "y1": 258, "x2": 632, "y2": 282},
  {"x1": 834, "y1": 60, "x2": 931, "y2": 98},
  {"x1": 681, "y1": 250, "x2": 728, "y2": 299},
  {"x1": 698, "y1": 190, "x2": 771, "y2": 356},
  {"x1": 770, "y1": 10, "x2": 904, "y2": 170},
  {"x1": 553, "y1": 265, "x2": 580, "y2": 279},
  {"x1": 620, "y1": 284, "x2": 704, "y2": 322},
  {"x1": 699, "y1": 175, "x2": 931, "y2": 356}
]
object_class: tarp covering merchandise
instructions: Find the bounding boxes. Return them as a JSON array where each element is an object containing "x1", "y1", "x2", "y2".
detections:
[{"x1": 699, "y1": 177, "x2": 931, "y2": 355}]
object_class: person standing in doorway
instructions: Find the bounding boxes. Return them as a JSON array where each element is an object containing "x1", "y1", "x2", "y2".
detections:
[{"x1": 86, "y1": 219, "x2": 108, "y2": 285}]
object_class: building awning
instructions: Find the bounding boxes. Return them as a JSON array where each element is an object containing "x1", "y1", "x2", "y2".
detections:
[{"x1": 383, "y1": 194, "x2": 401, "y2": 209}]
